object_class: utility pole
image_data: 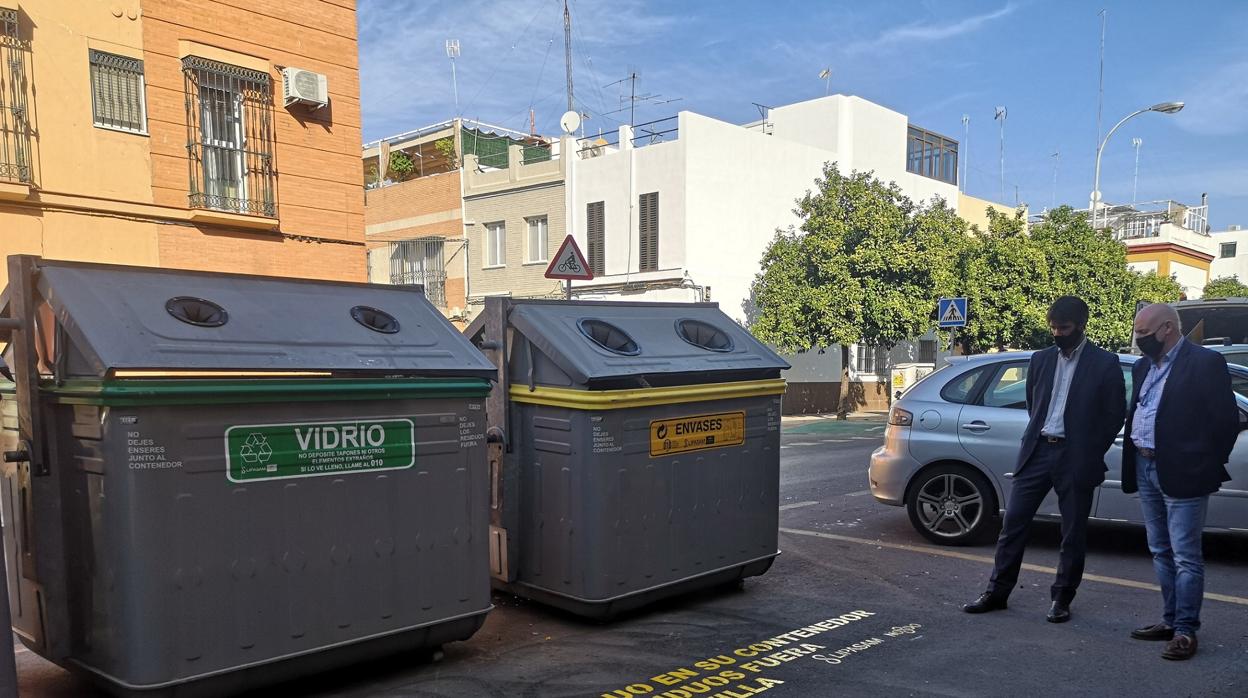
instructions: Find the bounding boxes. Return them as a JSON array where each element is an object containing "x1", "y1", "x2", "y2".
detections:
[
  {"x1": 446, "y1": 39, "x2": 460, "y2": 116},
  {"x1": 1051, "y1": 148, "x2": 1060, "y2": 210},
  {"x1": 1096, "y1": 9, "x2": 1107, "y2": 164},
  {"x1": 960, "y1": 114, "x2": 969, "y2": 192},
  {"x1": 1131, "y1": 137, "x2": 1143, "y2": 204},
  {"x1": 564, "y1": 0, "x2": 574, "y2": 112},
  {"x1": 994, "y1": 106, "x2": 1007, "y2": 203}
]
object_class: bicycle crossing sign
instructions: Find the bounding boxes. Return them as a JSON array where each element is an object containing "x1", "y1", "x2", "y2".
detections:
[
  {"x1": 545, "y1": 235, "x2": 594, "y2": 281},
  {"x1": 938, "y1": 297, "x2": 968, "y2": 328}
]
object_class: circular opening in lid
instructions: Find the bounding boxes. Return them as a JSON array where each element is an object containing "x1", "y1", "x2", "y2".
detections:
[
  {"x1": 165, "y1": 297, "x2": 228, "y2": 327},
  {"x1": 676, "y1": 318, "x2": 735, "y2": 352},
  {"x1": 577, "y1": 318, "x2": 640, "y2": 356},
  {"x1": 351, "y1": 305, "x2": 400, "y2": 334}
]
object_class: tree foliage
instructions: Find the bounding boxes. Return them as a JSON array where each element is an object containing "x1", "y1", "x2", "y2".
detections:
[
  {"x1": 1204, "y1": 275, "x2": 1248, "y2": 299},
  {"x1": 387, "y1": 151, "x2": 416, "y2": 181}
]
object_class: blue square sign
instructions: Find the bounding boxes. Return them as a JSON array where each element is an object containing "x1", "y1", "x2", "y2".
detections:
[{"x1": 938, "y1": 297, "x2": 968, "y2": 328}]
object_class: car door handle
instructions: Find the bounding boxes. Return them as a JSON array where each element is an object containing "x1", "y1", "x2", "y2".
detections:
[{"x1": 960, "y1": 421, "x2": 990, "y2": 433}]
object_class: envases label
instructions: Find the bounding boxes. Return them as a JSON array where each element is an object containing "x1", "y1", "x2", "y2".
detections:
[
  {"x1": 650, "y1": 411, "x2": 746, "y2": 458},
  {"x1": 225, "y1": 419, "x2": 415, "y2": 483}
]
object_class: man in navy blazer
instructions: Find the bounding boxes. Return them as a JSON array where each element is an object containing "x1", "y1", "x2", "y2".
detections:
[
  {"x1": 1122, "y1": 303, "x2": 1237, "y2": 660},
  {"x1": 964, "y1": 296, "x2": 1125, "y2": 622}
]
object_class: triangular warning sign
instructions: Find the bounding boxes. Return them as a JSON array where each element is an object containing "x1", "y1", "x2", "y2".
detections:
[
  {"x1": 545, "y1": 235, "x2": 594, "y2": 281},
  {"x1": 940, "y1": 300, "x2": 965, "y2": 324}
]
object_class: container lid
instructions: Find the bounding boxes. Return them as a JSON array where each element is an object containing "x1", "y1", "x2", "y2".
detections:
[
  {"x1": 506, "y1": 300, "x2": 789, "y2": 384},
  {"x1": 24, "y1": 260, "x2": 497, "y2": 379}
]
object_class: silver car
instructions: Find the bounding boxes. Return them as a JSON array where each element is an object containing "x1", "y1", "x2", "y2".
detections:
[{"x1": 869, "y1": 351, "x2": 1248, "y2": 545}]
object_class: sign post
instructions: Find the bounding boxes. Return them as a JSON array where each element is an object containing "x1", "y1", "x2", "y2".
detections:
[
  {"x1": 544, "y1": 235, "x2": 594, "y2": 300},
  {"x1": 937, "y1": 297, "x2": 968, "y2": 354}
]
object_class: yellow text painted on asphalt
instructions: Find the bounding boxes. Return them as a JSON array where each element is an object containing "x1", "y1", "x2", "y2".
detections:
[
  {"x1": 779, "y1": 526, "x2": 1248, "y2": 607},
  {"x1": 650, "y1": 411, "x2": 745, "y2": 458},
  {"x1": 600, "y1": 610, "x2": 876, "y2": 697}
]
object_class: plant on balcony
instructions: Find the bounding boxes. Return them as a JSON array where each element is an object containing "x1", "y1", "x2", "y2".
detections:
[
  {"x1": 435, "y1": 138, "x2": 458, "y2": 169},
  {"x1": 387, "y1": 151, "x2": 416, "y2": 181}
]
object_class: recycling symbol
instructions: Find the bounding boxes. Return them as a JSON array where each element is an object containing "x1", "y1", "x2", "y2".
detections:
[{"x1": 239, "y1": 433, "x2": 273, "y2": 464}]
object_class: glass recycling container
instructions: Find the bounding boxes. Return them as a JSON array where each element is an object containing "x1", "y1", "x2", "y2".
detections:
[{"x1": 0, "y1": 256, "x2": 496, "y2": 696}]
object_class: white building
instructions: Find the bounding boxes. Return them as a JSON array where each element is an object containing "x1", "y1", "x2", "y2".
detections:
[
  {"x1": 564, "y1": 95, "x2": 971, "y2": 411},
  {"x1": 1096, "y1": 199, "x2": 1214, "y2": 299},
  {"x1": 1210, "y1": 225, "x2": 1248, "y2": 285}
]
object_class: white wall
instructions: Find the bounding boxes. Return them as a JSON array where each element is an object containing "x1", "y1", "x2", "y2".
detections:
[
  {"x1": 1129, "y1": 260, "x2": 1159, "y2": 275},
  {"x1": 571, "y1": 128, "x2": 687, "y2": 277},
  {"x1": 681, "y1": 113, "x2": 836, "y2": 322},
  {"x1": 1171, "y1": 260, "x2": 1209, "y2": 299},
  {"x1": 1210, "y1": 228, "x2": 1248, "y2": 282},
  {"x1": 768, "y1": 96, "x2": 960, "y2": 209}
]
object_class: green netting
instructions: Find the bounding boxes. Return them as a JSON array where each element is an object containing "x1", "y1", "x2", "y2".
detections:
[{"x1": 462, "y1": 127, "x2": 512, "y2": 169}]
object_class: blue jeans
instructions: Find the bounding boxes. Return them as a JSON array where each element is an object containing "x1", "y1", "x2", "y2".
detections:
[{"x1": 1136, "y1": 455, "x2": 1209, "y2": 635}]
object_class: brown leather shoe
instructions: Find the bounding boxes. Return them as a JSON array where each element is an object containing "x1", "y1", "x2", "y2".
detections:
[
  {"x1": 1130, "y1": 622, "x2": 1175, "y2": 641},
  {"x1": 1161, "y1": 633, "x2": 1197, "y2": 660}
]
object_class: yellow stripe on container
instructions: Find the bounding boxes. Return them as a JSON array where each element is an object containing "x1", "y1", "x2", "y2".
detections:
[{"x1": 508, "y1": 379, "x2": 786, "y2": 410}]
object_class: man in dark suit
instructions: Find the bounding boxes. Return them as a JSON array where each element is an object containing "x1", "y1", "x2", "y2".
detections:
[
  {"x1": 1122, "y1": 303, "x2": 1237, "y2": 660},
  {"x1": 964, "y1": 296, "x2": 1125, "y2": 622}
]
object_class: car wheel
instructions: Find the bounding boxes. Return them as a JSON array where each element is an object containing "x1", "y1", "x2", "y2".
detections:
[{"x1": 906, "y1": 463, "x2": 998, "y2": 546}]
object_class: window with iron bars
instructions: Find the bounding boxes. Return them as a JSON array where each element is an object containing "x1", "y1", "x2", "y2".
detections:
[
  {"x1": 854, "y1": 344, "x2": 890, "y2": 377},
  {"x1": 389, "y1": 238, "x2": 447, "y2": 308},
  {"x1": 90, "y1": 50, "x2": 146, "y2": 134},
  {"x1": 183, "y1": 56, "x2": 276, "y2": 217},
  {"x1": 0, "y1": 8, "x2": 32, "y2": 184}
]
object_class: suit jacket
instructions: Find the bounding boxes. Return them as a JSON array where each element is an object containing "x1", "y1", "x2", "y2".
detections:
[
  {"x1": 1015, "y1": 342, "x2": 1126, "y2": 488},
  {"x1": 1122, "y1": 340, "x2": 1237, "y2": 498}
]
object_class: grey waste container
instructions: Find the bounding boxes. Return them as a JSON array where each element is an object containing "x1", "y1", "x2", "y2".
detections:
[
  {"x1": 0, "y1": 256, "x2": 496, "y2": 696},
  {"x1": 466, "y1": 298, "x2": 789, "y2": 618}
]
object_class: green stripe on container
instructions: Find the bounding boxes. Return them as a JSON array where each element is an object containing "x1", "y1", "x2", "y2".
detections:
[{"x1": 40, "y1": 378, "x2": 492, "y2": 406}]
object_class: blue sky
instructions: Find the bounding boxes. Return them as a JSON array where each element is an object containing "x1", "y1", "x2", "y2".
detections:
[{"x1": 358, "y1": 0, "x2": 1248, "y2": 229}]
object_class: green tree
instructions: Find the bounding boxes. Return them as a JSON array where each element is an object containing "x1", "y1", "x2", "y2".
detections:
[
  {"x1": 1134, "y1": 271, "x2": 1183, "y2": 303},
  {"x1": 1031, "y1": 205, "x2": 1140, "y2": 349},
  {"x1": 750, "y1": 165, "x2": 963, "y2": 417},
  {"x1": 954, "y1": 208, "x2": 1052, "y2": 353},
  {"x1": 1204, "y1": 275, "x2": 1248, "y2": 299},
  {"x1": 387, "y1": 151, "x2": 415, "y2": 181},
  {"x1": 435, "y1": 137, "x2": 458, "y2": 168}
]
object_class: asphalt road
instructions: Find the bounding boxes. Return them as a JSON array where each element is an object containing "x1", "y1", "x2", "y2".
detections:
[{"x1": 14, "y1": 420, "x2": 1248, "y2": 696}]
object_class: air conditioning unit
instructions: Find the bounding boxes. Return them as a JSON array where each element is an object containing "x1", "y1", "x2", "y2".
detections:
[{"x1": 282, "y1": 67, "x2": 328, "y2": 109}]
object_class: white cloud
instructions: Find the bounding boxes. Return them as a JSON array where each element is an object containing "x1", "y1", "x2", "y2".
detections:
[{"x1": 843, "y1": 3, "x2": 1016, "y2": 55}]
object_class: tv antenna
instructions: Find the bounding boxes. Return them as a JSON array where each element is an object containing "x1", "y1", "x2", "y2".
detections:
[
  {"x1": 994, "y1": 106, "x2": 1008, "y2": 203},
  {"x1": 604, "y1": 71, "x2": 681, "y2": 127},
  {"x1": 818, "y1": 67, "x2": 832, "y2": 95}
]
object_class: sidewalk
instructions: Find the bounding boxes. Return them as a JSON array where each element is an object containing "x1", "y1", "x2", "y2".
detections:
[{"x1": 781, "y1": 410, "x2": 888, "y2": 424}]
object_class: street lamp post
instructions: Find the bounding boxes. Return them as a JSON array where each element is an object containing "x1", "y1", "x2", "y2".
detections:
[{"x1": 1090, "y1": 101, "x2": 1184, "y2": 229}]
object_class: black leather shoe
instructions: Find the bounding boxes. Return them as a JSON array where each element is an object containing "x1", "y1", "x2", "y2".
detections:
[
  {"x1": 1130, "y1": 622, "x2": 1175, "y2": 641},
  {"x1": 1046, "y1": 601, "x2": 1071, "y2": 623},
  {"x1": 1162, "y1": 633, "x2": 1197, "y2": 660},
  {"x1": 963, "y1": 592, "x2": 1008, "y2": 614}
]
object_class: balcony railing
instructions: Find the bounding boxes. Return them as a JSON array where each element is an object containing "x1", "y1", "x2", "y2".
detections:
[
  {"x1": 0, "y1": 11, "x2": 32, "y2": 185},
  {"x1": 1101, "y1": 200, "x2": 1210, "y2": 241},
  {"x1": 388, "y1": 237, "x2": 448, "y2": 308}
]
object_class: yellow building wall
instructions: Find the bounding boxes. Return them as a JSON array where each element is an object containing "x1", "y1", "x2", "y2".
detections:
[
  {"x1": 958, "y1": 192, "x2": 1022, "y2": 231},
  {"x1": 1125, "y1": 249, "x2": 1211, "y2": 278},
  {"x1": 0, "y1": 0, "x2": 366, "y2": 293}
]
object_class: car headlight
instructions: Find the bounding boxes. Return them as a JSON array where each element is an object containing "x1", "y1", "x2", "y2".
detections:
[{"x1": 888, "y1": 407, "x2": 913, "y2": 427}]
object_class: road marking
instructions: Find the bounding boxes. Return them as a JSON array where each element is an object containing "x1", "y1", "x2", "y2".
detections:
[
  {"x1": 779, "y1": 501, "x2": 820, "y2": 511},
  {"x1": 844, "y1": 489, "x2": 872, "y2": 497},
  {"x1": 779, "y1": 526, "x2": 1248, "y2": 607},
  {"x1": 785, "y1": 441, "x2": 820, "y2": 446},
  {"x1": 865, "y1": 425, "x2": 886, "y2": 431}
]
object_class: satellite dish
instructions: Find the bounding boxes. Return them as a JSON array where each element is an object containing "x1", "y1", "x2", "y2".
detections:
[{"x1": 560, "y1": 110, "x2": 582, "y2": 135}]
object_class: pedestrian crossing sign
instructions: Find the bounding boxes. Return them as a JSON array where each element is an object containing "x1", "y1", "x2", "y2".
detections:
[{"x1": 938, "y1": 297, "x2": 968, "y2": 328}]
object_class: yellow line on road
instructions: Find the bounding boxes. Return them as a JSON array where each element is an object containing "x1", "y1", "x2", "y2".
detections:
[{"x1": 779, "y1": 526, "x2": 1248, "y2": 607}]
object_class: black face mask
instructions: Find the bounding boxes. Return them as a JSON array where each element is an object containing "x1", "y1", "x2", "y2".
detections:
[
  {"x1": 1054, "y1": 330, "x2": 1084, "y2": 353},
  {"x1": 1137, "y1": 331, "x2": 1165, "y2": 360}
]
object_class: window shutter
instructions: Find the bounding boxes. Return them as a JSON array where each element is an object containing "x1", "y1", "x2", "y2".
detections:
[
  {"x1": 639, "y1": 192, "x2": 659, "y2": 271},
  {"x1": 587, "y1": 201, "x2": 605, "y2": 275}
]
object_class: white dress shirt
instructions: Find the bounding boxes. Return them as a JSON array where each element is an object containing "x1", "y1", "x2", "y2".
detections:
[{"x1": 1040, "y1": 338, "x2": 1087, "y2": 438}]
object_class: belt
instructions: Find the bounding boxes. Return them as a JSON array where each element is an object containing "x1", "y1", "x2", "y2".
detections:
[
  {"x1": 1137, "y1": 446, "x2": 1156, "y2": 458},
  {"x1": 1040, "y1": 435, "x2": 1065, "y2": 444}
]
